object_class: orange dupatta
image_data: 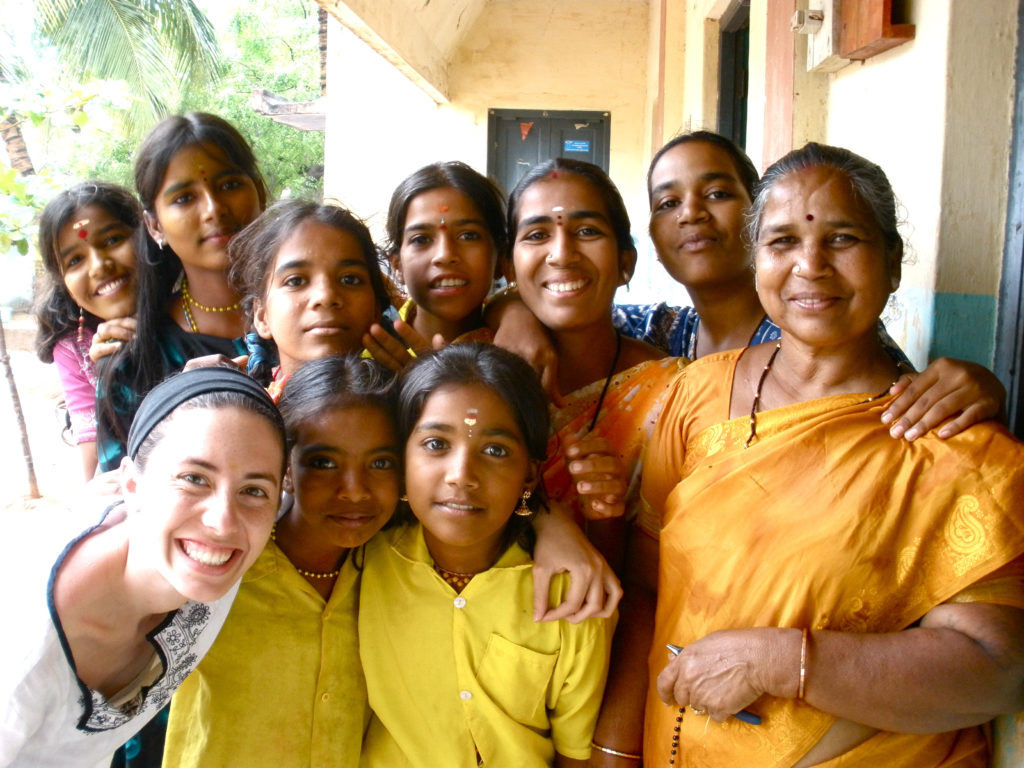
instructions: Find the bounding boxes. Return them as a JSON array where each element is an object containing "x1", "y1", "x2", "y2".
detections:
[{"x1": 543, "y1": 357, "x2": 686, "y2": 523}]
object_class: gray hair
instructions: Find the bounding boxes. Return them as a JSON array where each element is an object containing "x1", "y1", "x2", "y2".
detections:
[{"x1": 745, "y1": 143, "x2": 903, "y2": 261}]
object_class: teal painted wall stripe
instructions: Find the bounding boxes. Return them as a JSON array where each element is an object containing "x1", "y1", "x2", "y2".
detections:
[{"x1": 929, "y1": 292, "x2": 997, "y2": 366}]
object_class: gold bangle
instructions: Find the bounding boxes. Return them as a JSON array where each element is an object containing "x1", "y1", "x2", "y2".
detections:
[
  {"x1": 591, "y1": 741, "x2": 642, "y2": 760},
  {"x1": 798, "y1": 627, "x2": 808, "y2": 700}
]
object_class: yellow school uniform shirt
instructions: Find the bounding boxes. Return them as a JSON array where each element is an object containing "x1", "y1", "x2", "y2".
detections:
[
  {"x1": 162, "y1": 540, "x2": 367, "y2": 768},
  {"x1": 358, "y1": 524, "x2": 614, "y2": 768}
]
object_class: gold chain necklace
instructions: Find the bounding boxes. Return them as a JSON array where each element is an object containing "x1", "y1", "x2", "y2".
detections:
[
  {"x1": 182, "y1": 277, "x2": 241, "y2": 313},
  {"x1": 271, "y1": 525, "x2": 342, "y2": 579},
  {"x1": 434, "y1": 564, "x2": 477, "y2": 592}
]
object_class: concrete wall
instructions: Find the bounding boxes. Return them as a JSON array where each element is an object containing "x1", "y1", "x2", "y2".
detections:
[
  {"x1": 321, "y1": 0, "x2": 691, "y2": 306},
  {"x1": 819, "y1": 0, "x2": 1017, "y2": 367},
  {"x1": 668, "y1": 0, "x2": 1017, "y2": 368}
]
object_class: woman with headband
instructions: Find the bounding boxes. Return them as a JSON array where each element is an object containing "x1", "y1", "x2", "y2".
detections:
[{"x1": 0, "y1": 366, "x2": 286, "y2": 768}]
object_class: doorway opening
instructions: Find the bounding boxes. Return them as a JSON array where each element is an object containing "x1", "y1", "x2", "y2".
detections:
[
  {"x1": 717, "y1": 1, "x2": 750, "y2": 150},
  {"x1": 994, "y1": 1, "x2": 1024, "y2": 438}
]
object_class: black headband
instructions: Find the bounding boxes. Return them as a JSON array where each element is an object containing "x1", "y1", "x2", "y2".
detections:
[{"x1": 127, "y1": 366, "x2": 279, "y2": 460}]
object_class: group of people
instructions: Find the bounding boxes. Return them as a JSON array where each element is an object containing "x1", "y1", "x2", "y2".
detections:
[{"x1": 3, "y1": 109, "x2": 1021, "y2": 768}]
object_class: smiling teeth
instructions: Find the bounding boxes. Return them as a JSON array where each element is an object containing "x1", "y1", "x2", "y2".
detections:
[
  {"x1": 434, "y1": 278, "x2": 468, "y2": 288},
  {"x1": 182, "y1": 540, "x2": 233, "y2": 566},
  {"x1": 96, "y1": 276, "x2": 128, "y2": 297},
  {"x1": 446, "y1": 503, "x2": 477, "y2": 511},
  {"x1": 545, "y1": 280, "x2": 587, "y2": 293}
]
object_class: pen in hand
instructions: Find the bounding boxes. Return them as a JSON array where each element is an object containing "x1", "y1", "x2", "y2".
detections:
[{"x1": 666, "y1": 644, "x2": 763, "y2": 725}]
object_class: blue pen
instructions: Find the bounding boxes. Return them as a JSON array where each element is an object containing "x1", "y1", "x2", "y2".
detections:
[{"x1": 666, "y1": 644, "x2": 763, "y2": 726}]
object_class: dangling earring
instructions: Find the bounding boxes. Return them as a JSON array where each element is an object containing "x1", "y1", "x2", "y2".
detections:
[
  {"x1": 76, "y1": 307, "x2": 85, "y2": 345},
  {"x1": 399, "y1": 493, "x2": 408, "y2": 503},
  {"x1": 515, "y1": 489, "x2": 533, "y2": 517}
]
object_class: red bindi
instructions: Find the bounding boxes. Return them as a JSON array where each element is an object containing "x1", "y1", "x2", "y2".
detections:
[
  {"x1": 77, "y1": 229, "x2": 88, "y2": 239},
  {"x1": 551, "y1": 171, "x2": 559, "y2": 179},
  {"x1": 806, "y1": 214, "x2": 814, "y2": 221}
]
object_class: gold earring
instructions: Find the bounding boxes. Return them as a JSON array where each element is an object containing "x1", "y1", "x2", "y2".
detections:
[
  {"x1": 514, "y1": 490, "x2": 533, "y2": 517},
  {"x1": 400, "y1": 493, "x2": 408, "y2": 502}
]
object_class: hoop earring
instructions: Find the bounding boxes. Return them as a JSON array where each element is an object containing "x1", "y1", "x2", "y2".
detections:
[{"x1": 514, "y1": 490, "x2": 533, "y2": 517}]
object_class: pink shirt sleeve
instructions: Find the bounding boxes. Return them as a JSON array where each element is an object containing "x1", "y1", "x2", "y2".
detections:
[{"x1": 52, "y1": 330, "x2": 98, "y2": 444}]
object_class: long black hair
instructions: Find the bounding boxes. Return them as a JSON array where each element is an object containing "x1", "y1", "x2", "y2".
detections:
[
  {"x1": 99, "y1": 113, "x2": 267, "y2": 439},
  {"x1": 34, "y1": 182, "x2": 142, "y2": 363}
]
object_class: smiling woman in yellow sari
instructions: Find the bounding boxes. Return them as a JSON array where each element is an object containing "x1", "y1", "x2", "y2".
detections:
[{"x1": 640, "y1": 143, "x2": 1024, "y2": 768}]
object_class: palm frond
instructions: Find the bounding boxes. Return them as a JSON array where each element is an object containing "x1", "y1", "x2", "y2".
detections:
[
  {"x1": 145, "y1": 0, "x2": 221, "y2": 86},
  {"x1": 32, "y1": 0, "x2": 222, "y2": 134}
]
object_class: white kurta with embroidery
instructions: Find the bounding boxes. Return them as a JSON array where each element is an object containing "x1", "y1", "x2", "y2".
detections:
[{"x1": 0, "y1": 502, "x2": 238, "y2": 768}]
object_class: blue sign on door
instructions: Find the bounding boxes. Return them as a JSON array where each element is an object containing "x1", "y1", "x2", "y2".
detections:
[{"x1": 563, "y1": 139, "x2": 591, "y2": 153}]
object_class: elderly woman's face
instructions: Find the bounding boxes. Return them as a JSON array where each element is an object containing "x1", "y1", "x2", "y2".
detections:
[
  {"x1": 754, "y1": 166, "x2": 899, "y2": 348},
  {"x1": 122, "y1": 405, "x2": 283, "y2": 604}
]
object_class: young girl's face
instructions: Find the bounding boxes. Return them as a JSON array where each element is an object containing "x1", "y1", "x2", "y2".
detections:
[
  {"x1": 288, "y1": 404, "x2": 400, "y2": 549},
  {"x1": 57, "y1": 204, "x2": 137, "y2": 321},
  {"x1": 404, "y1": 382, "x2": 538, "y2": 566},
  {"x1": 148, "y1": 143, "x2": 263, "y2": 273},
  {"x1": 395, "y1": 187, "x2": 497, "y2": 330},
  {"x1": 253, "y1": 219, "x2": 381, "y2": 376},
  {"x1": 512, "y1": 174, "x2": 630, "y2": 333}
]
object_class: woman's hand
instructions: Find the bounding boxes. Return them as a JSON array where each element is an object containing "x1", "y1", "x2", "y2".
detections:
[
  {"x1": 656, "y1": 628, "x2": 798, "y2": 722},
  {"x1": 532, "y1": 501, "x2": 622, "y2": 623},
  {"x1": 487, "y1": 293, "x2": 563, "y2": 404},
  {"x1": 85, "y1": 468, "x2": 123, "y2": 498},
  {"x1": 362, "y1": 319, "x2": 441, "y2": 373},
  {"x1": 181, "y1": 354, "x2": 247, "y2": 372},
  {"x1": 565, "y1": 437, "x2": 627, "y2": 520},
  {"x1": 88, "y1": 317, "x2": 136, "y2": 362},
  {"x1": 882, "y1": 357, "x2": 1005, "y2": 440}
]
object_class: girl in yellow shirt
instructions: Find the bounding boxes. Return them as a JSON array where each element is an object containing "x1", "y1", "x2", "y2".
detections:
[
  {"x1": 359, "y1": 343, "x2": 614, "y2": 768},
  {"x1": 163, "y1": 354, "x2": 401, "y2": 767}
]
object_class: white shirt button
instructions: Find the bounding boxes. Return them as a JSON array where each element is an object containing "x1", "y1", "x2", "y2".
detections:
[
  {"x1": 459, "y1": 690, "x2": 472, "y2": 701},
  {"x1": 454, "y1": 596, "x2": 466, "y2": 609}
]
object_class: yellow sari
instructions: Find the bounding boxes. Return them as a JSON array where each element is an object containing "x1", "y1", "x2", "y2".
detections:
[
  {"x1": 642, "y1": 349, "x2": 1024, "y2": 767},
  {"x1": 543, "y1": 357, "x2": 686, "y2": 522}
]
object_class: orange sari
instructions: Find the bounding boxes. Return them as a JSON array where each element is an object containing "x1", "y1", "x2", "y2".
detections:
[
  {"x1": 543, "y1": 357, "x2": 686, "y2": 522},
  {"x1": 641, "y1": 349, "x2": 1024, "y2": 767}
]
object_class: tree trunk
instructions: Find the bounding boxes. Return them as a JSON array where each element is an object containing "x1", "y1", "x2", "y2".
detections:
[
  {"x1": 0, "y1": 113, "x2": 35, "y2": 176},
  {"x1": 318, "y1": 7, "x2": 328, "y2": 96},
  {"x1": 0, "y1": 313, "x2": 40, "y2": 498}
]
